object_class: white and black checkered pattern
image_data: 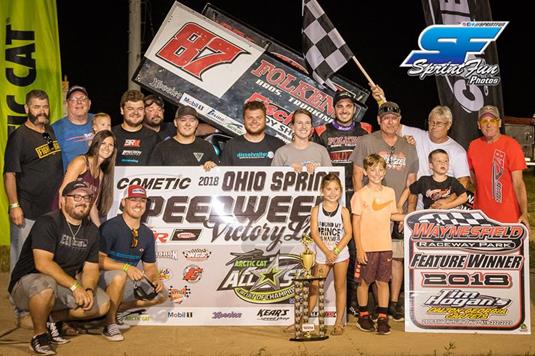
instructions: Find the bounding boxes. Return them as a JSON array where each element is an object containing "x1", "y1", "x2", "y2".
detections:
[
  {"x1": 302, "y1": 0, "x2": 353, "y2": 91},
  {"x1": 412, "y1": 210, "x2": 497, "y2": 227}
]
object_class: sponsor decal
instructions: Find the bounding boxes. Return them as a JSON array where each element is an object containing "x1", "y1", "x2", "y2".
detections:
[
  {"x1": 183, "y1": 248, "x2": 212, "y2": 262},
  {"x1": 212, "y1": 311, "x2": 242, "y2": 319},
  {"x1": 168, "y1": 285, "x2": 191, "y2": 304},
  {"x1": 256, "y1": 308, "x2": 291, "y2": 322},
  {"x1": 183, "y1": 264, "x2": 203, "y2": 283},
  {"x1": 157, "y1": 250, "x2": 180, "y2": 261},
  {"x1": 168, "y1": 311, "x2": 193, "y2": 319},
  {"x1": 172, "y1": 229, "x2": 202, "y2": 241},
  {"x1": 401, "y1": 22, "x2": 508, "y2": 86},
  {"x1": 124, "y1": 139, "x2": 141, "y2": 147},
  {"x1": 218, "y1": 249, "x2": 300, "y2": 304},
  {"x1": 310, "y1": 310, "x2": 336, "y2": 319},
  {"x1": 159, "y1": 268, "x2": 172, "y2": 281}
]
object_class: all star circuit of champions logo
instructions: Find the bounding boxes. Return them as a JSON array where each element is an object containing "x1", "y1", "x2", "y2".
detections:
[{"x1": 217, "y1": 249, "x2": 301, "y2": 304}]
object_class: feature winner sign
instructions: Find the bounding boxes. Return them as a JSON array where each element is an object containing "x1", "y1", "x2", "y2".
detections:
[
  {"x1": 404, "y1": 210, "x2": 530, "y2": 334},
  {"x1": 110, "y1": 166, "x2": 343, "y2": 326}
]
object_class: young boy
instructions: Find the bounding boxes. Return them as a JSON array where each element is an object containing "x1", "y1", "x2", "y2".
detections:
[
  {"x1": 351, "y1": 154, "x2": 404, "y2": 335},
  {"x1": 399, "y1": 149, "x2": 468, "y2": 212},
  {"x1": 92, "y1": 112, "x2": 112, "y2": 134}
]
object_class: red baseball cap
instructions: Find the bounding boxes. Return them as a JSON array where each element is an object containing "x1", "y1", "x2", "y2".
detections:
[{"x1": 122, "y1": 184, "x2": 147, "y2": 199}]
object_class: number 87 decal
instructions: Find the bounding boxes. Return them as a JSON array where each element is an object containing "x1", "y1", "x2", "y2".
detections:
[{"x1": 157, "y1": 23, "x2": 248, "y2": 79}]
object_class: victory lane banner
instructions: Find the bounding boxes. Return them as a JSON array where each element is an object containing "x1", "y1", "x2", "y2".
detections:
[
  {"x1": 110, "y1": 166, "x2": 344, "y2": 325},
  {"x1": 404, "y1": 210, "x2": 530, "y2": 334}
]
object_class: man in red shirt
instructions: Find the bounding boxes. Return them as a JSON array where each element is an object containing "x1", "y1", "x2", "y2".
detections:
[{"x1": 467, "y1": 105, "x2": 529, "y2": 226}]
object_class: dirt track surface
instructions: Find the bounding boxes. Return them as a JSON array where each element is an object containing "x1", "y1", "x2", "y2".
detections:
[{"x1": 0, "y1": 272, "x2": 534, "y2": 356}]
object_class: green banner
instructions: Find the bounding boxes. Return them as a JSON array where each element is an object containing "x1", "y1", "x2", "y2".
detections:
[{"x1": 0, "y1": 0, "x2": 62, "y2": 246}]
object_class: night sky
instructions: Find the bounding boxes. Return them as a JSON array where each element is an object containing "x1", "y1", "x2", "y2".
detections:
[{"x1": 56, "y1": 0, "x2": 533, "y2": 130}]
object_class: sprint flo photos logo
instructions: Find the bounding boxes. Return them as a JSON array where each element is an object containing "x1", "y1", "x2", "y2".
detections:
[
  {"x1": 401, "y1": 22, "x2": 508, "y2": 86},
  {"x1": 217, "y1": 249, "x2": 300, "y2": 304}
]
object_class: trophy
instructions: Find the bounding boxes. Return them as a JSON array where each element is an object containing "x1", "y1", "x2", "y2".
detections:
[{"x1": 300, "y1": 233, "x2": 315, "y2": 278}]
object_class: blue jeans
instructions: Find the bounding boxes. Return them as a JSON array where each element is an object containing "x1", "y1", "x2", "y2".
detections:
[{"x1": 10, "y1": 219, "x2": 35, "y2": 273}]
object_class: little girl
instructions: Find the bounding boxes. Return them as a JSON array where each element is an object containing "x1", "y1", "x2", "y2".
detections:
[{"x1": 308, "y1": 173, "x2": 352, "y2": 335}]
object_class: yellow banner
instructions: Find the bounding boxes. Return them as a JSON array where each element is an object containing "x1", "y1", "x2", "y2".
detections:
[{"x1": 0, "y1": 0, "x2": 62, "y2": 245}]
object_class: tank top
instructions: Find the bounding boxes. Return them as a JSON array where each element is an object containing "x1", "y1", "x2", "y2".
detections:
[
  {"x1": 314, "y1": 202, "x2": 350, "y2": 264},
  {"x1": 51, "y1": 155, "x2": 100, "y2": 210}
]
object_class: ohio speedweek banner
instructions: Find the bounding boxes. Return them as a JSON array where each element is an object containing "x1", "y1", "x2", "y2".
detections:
[
  {"x1": 404, "y1": 210, "x2": 530, "y2": 334},
  {"x1": 109, "y1": 166, "x2": 344, "y2": 326}
]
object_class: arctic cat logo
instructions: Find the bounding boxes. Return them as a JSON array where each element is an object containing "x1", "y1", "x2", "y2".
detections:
[
  {"x1": 217, "y1": 249, "x2": 300, "y2": 304},
  {"x1": 424, "y1": 289, "x2": 511, "y2": 309},
  {"x1": 256, "y1": 309, "x2": 290, "y2": 321}
]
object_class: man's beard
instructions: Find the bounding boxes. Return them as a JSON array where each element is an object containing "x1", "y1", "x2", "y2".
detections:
[
  {"x1": 124, "y1": 115, "x2": 143, "y2": 128},
  {"x1": 65, "y1": 202, "x2": 90, "y2": 220},
  {"x1": 146, "y1": 116, "x2": 163, "y2": 128},
  {"x1": 28, "y1": 112, "x2": 50, "y2": 125}
]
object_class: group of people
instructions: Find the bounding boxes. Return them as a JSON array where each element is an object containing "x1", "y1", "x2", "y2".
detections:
[{"x1": 3, "y1": 82, "x2": 529, "y2": 352}]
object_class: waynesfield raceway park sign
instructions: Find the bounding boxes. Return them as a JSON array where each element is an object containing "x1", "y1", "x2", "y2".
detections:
[
  {"x1": 110, "y1": 167, "x2": 344, "y2": 325},
  {"x1": 134, "y1": 1, "x2": 369, "y2": 142},
  {"x1": 404, "y1": 210, "x2": 531, "y2": 334}
]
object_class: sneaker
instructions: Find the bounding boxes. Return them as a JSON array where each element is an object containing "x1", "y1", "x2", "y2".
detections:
[
  {"x1": 47, "y1": 320, "x2": 70, "y2": 344},
  {"x1": 356, "y1": 315, "x2": 375, "y2": 332},
  {"x1": 29, "y1": 333, "x2": 56, "y2": 355},
  {"x1": 102, "y1": 324, "x2": 124, "y2": 342},
  {"x1": 388, "y1": 304, "x2": 405, "y2": 321},
  {"x1": 376, "y1": 317, "x2": 391, "y2": 335}
]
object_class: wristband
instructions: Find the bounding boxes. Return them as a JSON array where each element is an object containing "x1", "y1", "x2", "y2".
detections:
[
  {"x1": 333, "y1": 247, "x2": 341, "y2": 255},
  {"x1": 122, "y1": 263, "x2": 130, "y2": 272},
  {"x1": 69, "y1": 281, "x2": 80, "y2": 292},
  {"x1": 9, "y1": 202, "x2": 20, "y2": 209}
]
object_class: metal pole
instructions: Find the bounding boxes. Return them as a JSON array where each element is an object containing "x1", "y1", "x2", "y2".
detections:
[{"x1": 128, "y1": 0, "x2": 141, "y2": 90}]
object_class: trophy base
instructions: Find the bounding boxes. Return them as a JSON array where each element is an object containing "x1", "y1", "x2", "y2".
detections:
[{"x1": 289, "y1": 334, "x2": 329, "y2": 342}]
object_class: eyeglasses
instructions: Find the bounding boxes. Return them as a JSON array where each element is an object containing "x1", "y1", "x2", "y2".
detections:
[
  {"x1": 479, "y1": 117, "x2": 500, "y2": 126},
  {"x1": 68, "y1": 96, "x2": 88, "y2": 103},
  {"x1": 66, "y1": 194, "x2": 93, "y2": 202},
  {"x1": 42, "y1": 132, "x2": 55, "y2": 150},
  {"x1": 429, "y1": 120, "x2": 449, "y2": 128},
  {"x1": 131, "y1": 228, "x2": 139, "y2": 248}
]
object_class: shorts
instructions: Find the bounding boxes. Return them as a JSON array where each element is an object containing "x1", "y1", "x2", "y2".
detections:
[
  {"x1": 99, "y1": 270, "x2": 167, "y2": 303},
  {"x1": 354, "y1": 251, "x2": 393, "y2": 284},
  {"x1": 392, "y1": 240, "x2": 404, "y2": 260},
  {"x1": 10, "y1": 273, "x2": 109, "y2": 312}
]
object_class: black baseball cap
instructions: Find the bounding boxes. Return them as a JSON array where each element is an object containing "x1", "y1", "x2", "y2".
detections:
[
  {"x1": 66, "y1": 85, "x2": 89, "y2": 99},
  {"x1": 62, "y1": 181, "x2": 92, "y2": 196},
  {"x1": 333, "y1": 90, "x2": 357, "y2": 106},
  {"x1": 175, "y1": 105, "x2": 199, "y2": 119},
  {"x1": 144, "y1": 94, "x2": 164, "y2": 109}
]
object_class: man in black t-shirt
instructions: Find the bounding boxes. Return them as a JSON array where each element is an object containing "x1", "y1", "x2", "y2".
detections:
[
  {"x1": 112, "y1": 90, "x2": 160, "y2": 166},
  {"x1": 9, "y1": 181, "x2": 110, "y2": 355},
  {"x1": 149, "y1": 106, "x2": 218, "y2": 168},
  {"x1": 143, "y1": 94, "x2": 175, "y2": 141},
  {"x1": 220, "y1": 101, "x2": 285, "y2": 166},
  {"x1": 3, "y1": 89, "x2": 63, "y2": 273},
  {"x1": 99, "y1": 185, "x2": 166, "y2": 341}
]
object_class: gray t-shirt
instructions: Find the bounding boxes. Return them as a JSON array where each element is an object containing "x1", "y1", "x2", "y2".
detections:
[
  {"x1": 350, "y1": 131, "x2": 418, "y2": 200},
  {"x1": 271, "y1": 142, "x2": 332, "y2": 167}
]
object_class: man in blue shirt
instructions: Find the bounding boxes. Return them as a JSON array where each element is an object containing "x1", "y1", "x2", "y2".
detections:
[
  {"x1": 52, "y1": 85, "x2": 94, "y2": 170},
  {"x1": 99, "y1": 184, "x2": 166, "y2": 342}
]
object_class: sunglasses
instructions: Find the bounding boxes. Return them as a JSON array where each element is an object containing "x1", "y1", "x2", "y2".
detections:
[
  {"x1": 131, "y1": 228, "x2": 139, "y2": 248},
  {"x1": 379, "y1": 106, "x2": 401, "y2": 116},
  {"x1": 387, "y1": 145, "x2": 396, "y2": 166},
  {"x1": 42, "y1": 132, "x2": 55, "y2": 150},
  {"x1": 133, "y1": 275, "x2": 159, "y2": 301},
  {"x1": 144, "y1": 96, "x2": 164, "y2": 108}
]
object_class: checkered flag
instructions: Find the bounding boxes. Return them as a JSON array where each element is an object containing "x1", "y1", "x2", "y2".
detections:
[{"x1": 302, "y1": 0, "x2": 354, "y2": 91}]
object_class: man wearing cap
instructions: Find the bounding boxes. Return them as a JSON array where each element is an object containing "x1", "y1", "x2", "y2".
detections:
[
  {"x1": 52, "y1": 85, "x2": 94, "y2": 170},
  {"x1": 220, "y1": 100, "x2": 285, "y2": 166},
  {"x1": 4, "y1": 89, "x2": 63, "y2": 273},
  {"x1": 350, "y1": 101, "x2": 418, "y2": 321},
  {"x1": 149, "y1": 105, "x2": 219, "y2": 168},
  {"x1": 371, "y1": 86, "x2": 470, "y2": 207},
  {"x1": 9, "y1": 181, "x2": 110, "y2": 355},
  {"x1": 311, "y1": 90, "x2": 370, "y2": 316},
  {"x1": 112, "y1": 90, "x2": 160, "y2": 166},
  {"x1": 99, "y1": 184, "x2": 166, "y2": 342},
  {"x1": 143, "y1": 94, "x2": 175, "y2": 140},
  {"x1": 468, "y1": 105, "x2": 529, "y2": 226}
]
